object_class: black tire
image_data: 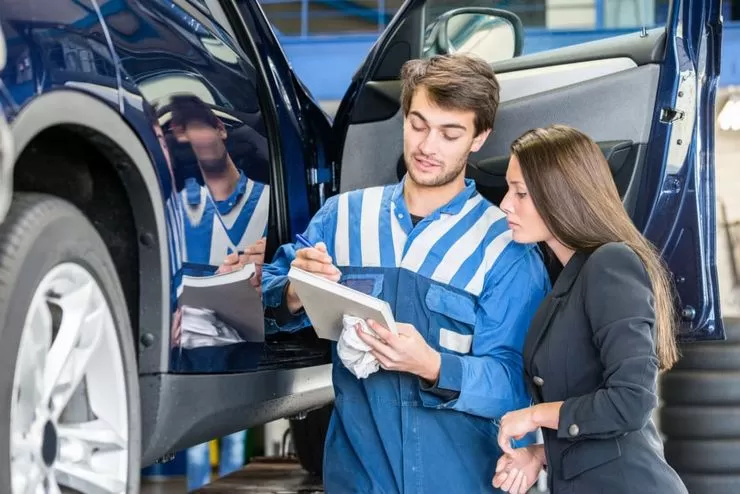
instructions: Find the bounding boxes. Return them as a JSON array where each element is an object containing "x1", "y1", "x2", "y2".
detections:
[
  {"x1": 0, "y1": 193, "x2": 141, "y2": 493},
  {"x1": 673, "y1": 343, "x2": 740, "y2": 371},
  {"x1": 289, "y1": 403, "x2": 333, "y2": 476},
  {"x1": 664, "y1": 439, "x2": 740, "y2": 474},
  {"x1": 661, "y1": 318, "x2": 740, "y2": 493},
  {"x1": 673, "y1": 318, "x2": 740, "y2": 371},
  {"x1": 660, "y1": 406, "x2": 740, "y2": 439},
  {"x1": 679, "y1": 474, "x2": 740, "y2": 494},
  {"x1": 660, "y1": 371, "x2": 740, "y2": 406}
]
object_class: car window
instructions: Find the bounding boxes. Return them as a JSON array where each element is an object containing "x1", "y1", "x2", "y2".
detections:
[
  {"x1": 261, "y1": 0, "x2": 671, "y2": 57},
  {"x1": 102, "y1": 0, "x2": 271, "y2": 270},
  {"x1": 98, "y1": 0, "x2": 274, "y2": 369},
  {"x1": 423, "y1": 0, "x2": 672, "y2": 60}
]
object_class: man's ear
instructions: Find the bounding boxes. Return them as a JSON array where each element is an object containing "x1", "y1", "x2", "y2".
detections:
[
  {"x1": 471, "y1": 128, "x2": 492, "y2": 153},
  {"x1": 217, "y1": 120, "x2": 228, "y2": 140},
  {"x1": 172, "y1": 125, "x2": 189, "y2": 143}
]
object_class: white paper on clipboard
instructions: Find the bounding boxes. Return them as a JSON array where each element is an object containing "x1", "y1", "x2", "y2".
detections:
[{"x1": 287, "y1": 267, "x2": 397, "y2": 341}]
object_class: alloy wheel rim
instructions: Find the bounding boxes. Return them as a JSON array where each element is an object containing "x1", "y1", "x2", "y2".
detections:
[{"x1": 10, "y1": 262, "x2": 129, "y2": 494}]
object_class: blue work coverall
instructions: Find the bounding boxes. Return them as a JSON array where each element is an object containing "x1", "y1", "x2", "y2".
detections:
[{"x1": 262, "y1": 178, "x2": 550, "y2": 493}]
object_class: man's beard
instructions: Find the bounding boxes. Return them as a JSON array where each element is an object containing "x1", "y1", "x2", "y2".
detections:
[
  {"x1": 404, "y1": 152, "x2": 468, "y2": 187},
  {"x1": 198, "y1": 149, "x2": 229, "y2": 176}
]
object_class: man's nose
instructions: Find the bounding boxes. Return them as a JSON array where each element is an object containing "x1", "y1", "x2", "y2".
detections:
[{"x1": 419, "y1": 132, "x2": 440, "y2": 156}]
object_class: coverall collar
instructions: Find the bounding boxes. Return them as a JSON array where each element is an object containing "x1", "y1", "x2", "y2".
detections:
[{"x1": 391, "y1": 174, "x2": 478, "y2": 222}]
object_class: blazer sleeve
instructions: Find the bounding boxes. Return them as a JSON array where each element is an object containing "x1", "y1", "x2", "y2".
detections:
[{"x1": 557, "y1": 243, "x2": 660, "y2": 441}]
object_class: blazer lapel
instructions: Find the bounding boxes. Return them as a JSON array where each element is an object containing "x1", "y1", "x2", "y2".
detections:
[
  {"x1": 524, "y1": 250, "x2": 591, "y2": 372},
  {"x1": 524, "y1": 295, "x2": 561, "y2": 372}
]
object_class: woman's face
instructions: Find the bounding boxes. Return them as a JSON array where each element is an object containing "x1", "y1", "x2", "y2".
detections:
[{"x1": 500, "y1": 155, "x2": 553, "y2": 244}]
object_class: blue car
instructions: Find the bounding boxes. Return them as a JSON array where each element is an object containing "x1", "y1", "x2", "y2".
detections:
[{"x1": 0, "y1": 0, "x2": 726, "y2": 492}]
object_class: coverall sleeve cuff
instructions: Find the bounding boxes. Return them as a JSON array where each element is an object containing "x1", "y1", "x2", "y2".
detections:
[
  {"x1": 419, "y1": 354, "x2": 463, "y2": 408},
  {"x1": 418, "y1": 377, "x2": 460, "y2": 402},
  {"x1": 437, "y1": 353, "x2": 464, "y2": 392},
  {"x1": 263, "y1": 277, "x2": 310, "y2": 333},
  {"x1": 263, "y1": 275, "x2": 289, "y2": 308}
]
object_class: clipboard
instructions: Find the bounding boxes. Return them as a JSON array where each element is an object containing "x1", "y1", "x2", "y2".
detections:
[
  {"x1": 287, "y1": 266, "x2": 398, "y2": 341},
  {"x1": 179, "y1": 263, "x2": 265, "y2": 342}
]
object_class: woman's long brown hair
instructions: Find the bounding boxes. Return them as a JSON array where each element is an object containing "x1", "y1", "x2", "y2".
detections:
[{"x1": 511, "y1": 125, "x2": 679, "y2": 370}]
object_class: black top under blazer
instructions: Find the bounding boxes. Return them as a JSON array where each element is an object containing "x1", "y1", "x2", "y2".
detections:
[{"x1": 522, "y1": 242, "x2": 687, "y2": 494}]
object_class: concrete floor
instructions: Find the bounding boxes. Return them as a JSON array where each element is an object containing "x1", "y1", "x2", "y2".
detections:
[
  {"x1": 140, "y1": 457, "x2": 544, "y2": 493},
  {"x1": 141, "y1": 458, "x2": 322, "y2": 494}
]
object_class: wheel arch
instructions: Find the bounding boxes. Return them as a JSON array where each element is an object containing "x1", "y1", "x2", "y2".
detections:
[{"x1": 8, "y1": 89, "x2": 170, "y2": 375}]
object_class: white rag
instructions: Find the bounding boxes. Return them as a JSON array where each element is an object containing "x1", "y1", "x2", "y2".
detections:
[{"x1": 337, "y1": 315, "x2": 380, "y2": 379}]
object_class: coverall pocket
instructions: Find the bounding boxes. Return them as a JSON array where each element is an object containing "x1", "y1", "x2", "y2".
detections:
[
  {"x1": 340, "y1": 273, "x2": 384, "y2": 297},
  {"x1": 424, "y1": 283, "x2": 476, "y2": 354}
]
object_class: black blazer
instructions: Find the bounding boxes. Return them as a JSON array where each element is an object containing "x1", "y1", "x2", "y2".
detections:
[{"x1": 522, "y1": 242, "x2": 687, "y2": 494}]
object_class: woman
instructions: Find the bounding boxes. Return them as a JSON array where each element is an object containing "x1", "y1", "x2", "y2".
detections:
[{"x1": 492, "y1": 125, "x2": 687, "y2": 494}]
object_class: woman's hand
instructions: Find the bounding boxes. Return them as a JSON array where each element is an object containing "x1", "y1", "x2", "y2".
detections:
[
  {"x1": 497, "y1": 407, "x2": 538, "y2": 454},
  {"x1": 492, "y1": 445, "x2": 544, "y2": 493},
  {"x1": 498, "y1": 402, "x2": 564, "y2": 454}
]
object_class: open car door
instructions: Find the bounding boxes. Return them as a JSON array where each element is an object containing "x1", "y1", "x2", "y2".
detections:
[{"x1": 332, "y1": 0, "x2": 724, "y2": 342}]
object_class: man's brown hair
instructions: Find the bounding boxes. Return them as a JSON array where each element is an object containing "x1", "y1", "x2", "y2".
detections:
[{"x1": 400, "y1": 54, "x2": 500, "y2": 136}]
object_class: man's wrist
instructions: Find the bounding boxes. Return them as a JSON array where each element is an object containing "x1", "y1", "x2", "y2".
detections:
[
  {"x1": 530, "y1": 444, "x2": 547, "y2": 466},
  {"x1": 420, "y1": 349, "x2": 441, "y2": 383},
  {"x1": 285, "y1": 282, "x2": 303, "y2": 314}
]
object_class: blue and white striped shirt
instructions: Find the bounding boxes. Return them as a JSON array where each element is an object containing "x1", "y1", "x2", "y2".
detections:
[
  {"x1": 180, "y1": 172, "x2": 269, "y2": 267},
  {"x1": 329, "y1": 180, "x2": 514, "y2": 295},
  {"x1": 262, "y1": 177, "x2": 550, "y2": 494}
]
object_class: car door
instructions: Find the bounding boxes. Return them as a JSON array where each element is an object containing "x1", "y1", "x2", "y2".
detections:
[{"x1": 332, "y1": 0, "x2": 724, "y2": 341}]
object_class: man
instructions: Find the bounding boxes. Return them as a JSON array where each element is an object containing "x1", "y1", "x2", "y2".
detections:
[
  {"x1": 262, "y1": 54, "x2": 550, "y2": 493},
  {"x1": 169, "y1": 94, "x2": 269, "y2": 269}
]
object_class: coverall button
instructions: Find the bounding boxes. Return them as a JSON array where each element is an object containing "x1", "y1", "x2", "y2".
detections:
[{"x1": 568, "y1": 424, "x2": 580, "y2": 437}]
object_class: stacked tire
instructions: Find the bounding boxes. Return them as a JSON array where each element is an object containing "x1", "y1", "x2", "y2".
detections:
[{"x1": 660, "y1": 318, "x2": 740, "y2": 493}]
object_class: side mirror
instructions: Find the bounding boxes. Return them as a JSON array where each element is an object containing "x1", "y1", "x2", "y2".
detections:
[{"x1": 424, "y1": 8, "x2": 524, "y2": 62}]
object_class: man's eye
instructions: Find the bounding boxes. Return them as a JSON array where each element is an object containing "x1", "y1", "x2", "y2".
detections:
[{"x1": 444, "y1": 134, "x2": 461, "y2": 141}]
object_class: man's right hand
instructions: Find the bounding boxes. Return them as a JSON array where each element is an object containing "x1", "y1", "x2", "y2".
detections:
[
  {"x1": 492, "y1": 445, "x2": 544, "y2": 494},
  {"x1": 286, "y1": 241, "x2": 341, "y2": 314}
]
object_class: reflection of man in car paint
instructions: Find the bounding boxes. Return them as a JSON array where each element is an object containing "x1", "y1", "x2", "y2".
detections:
[{"x1": 169, "y1": 94, "x2": 269, "y2": 267}]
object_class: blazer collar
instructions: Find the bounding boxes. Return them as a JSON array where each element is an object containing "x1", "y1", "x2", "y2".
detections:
[{"x1": 550, "y1": 250, "x2": 591, "y2": 297}]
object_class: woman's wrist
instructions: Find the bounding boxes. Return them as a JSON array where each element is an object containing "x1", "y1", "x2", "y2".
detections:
[{"x1": 531, "y1": 401, "x2": 564, "y2": 430}]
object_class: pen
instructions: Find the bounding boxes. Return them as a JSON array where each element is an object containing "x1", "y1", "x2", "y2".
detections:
[{"x1": 296, "y1": 233, "x2": 313, "y2": 249}]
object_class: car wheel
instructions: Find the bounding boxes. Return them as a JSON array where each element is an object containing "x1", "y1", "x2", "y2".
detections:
[
  {"x1": 289, "y1": 403, "x2": 333, "y2": 476},
  {"x1": 0, "y1": 193, "x2": 141, "y2": 493},
  {"x1": 660, "y1": 317, "x2": 740, "y2": 493}
]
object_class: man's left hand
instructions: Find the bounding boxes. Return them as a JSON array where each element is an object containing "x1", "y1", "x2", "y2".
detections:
[{"x1": 357, "y1": 320, "x2": 441, "y2": 382}]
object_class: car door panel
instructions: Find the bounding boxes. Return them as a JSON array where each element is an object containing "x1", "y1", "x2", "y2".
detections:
[
  {"x1": 470, "y1": 140, "x2": 638, "y2": 205},
  {"x1": 340, "y1": 46, "x2": 660, "y2": 211},
  {"x1": 335, "y1": 0, "x2": 723, "y2": 340}
]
